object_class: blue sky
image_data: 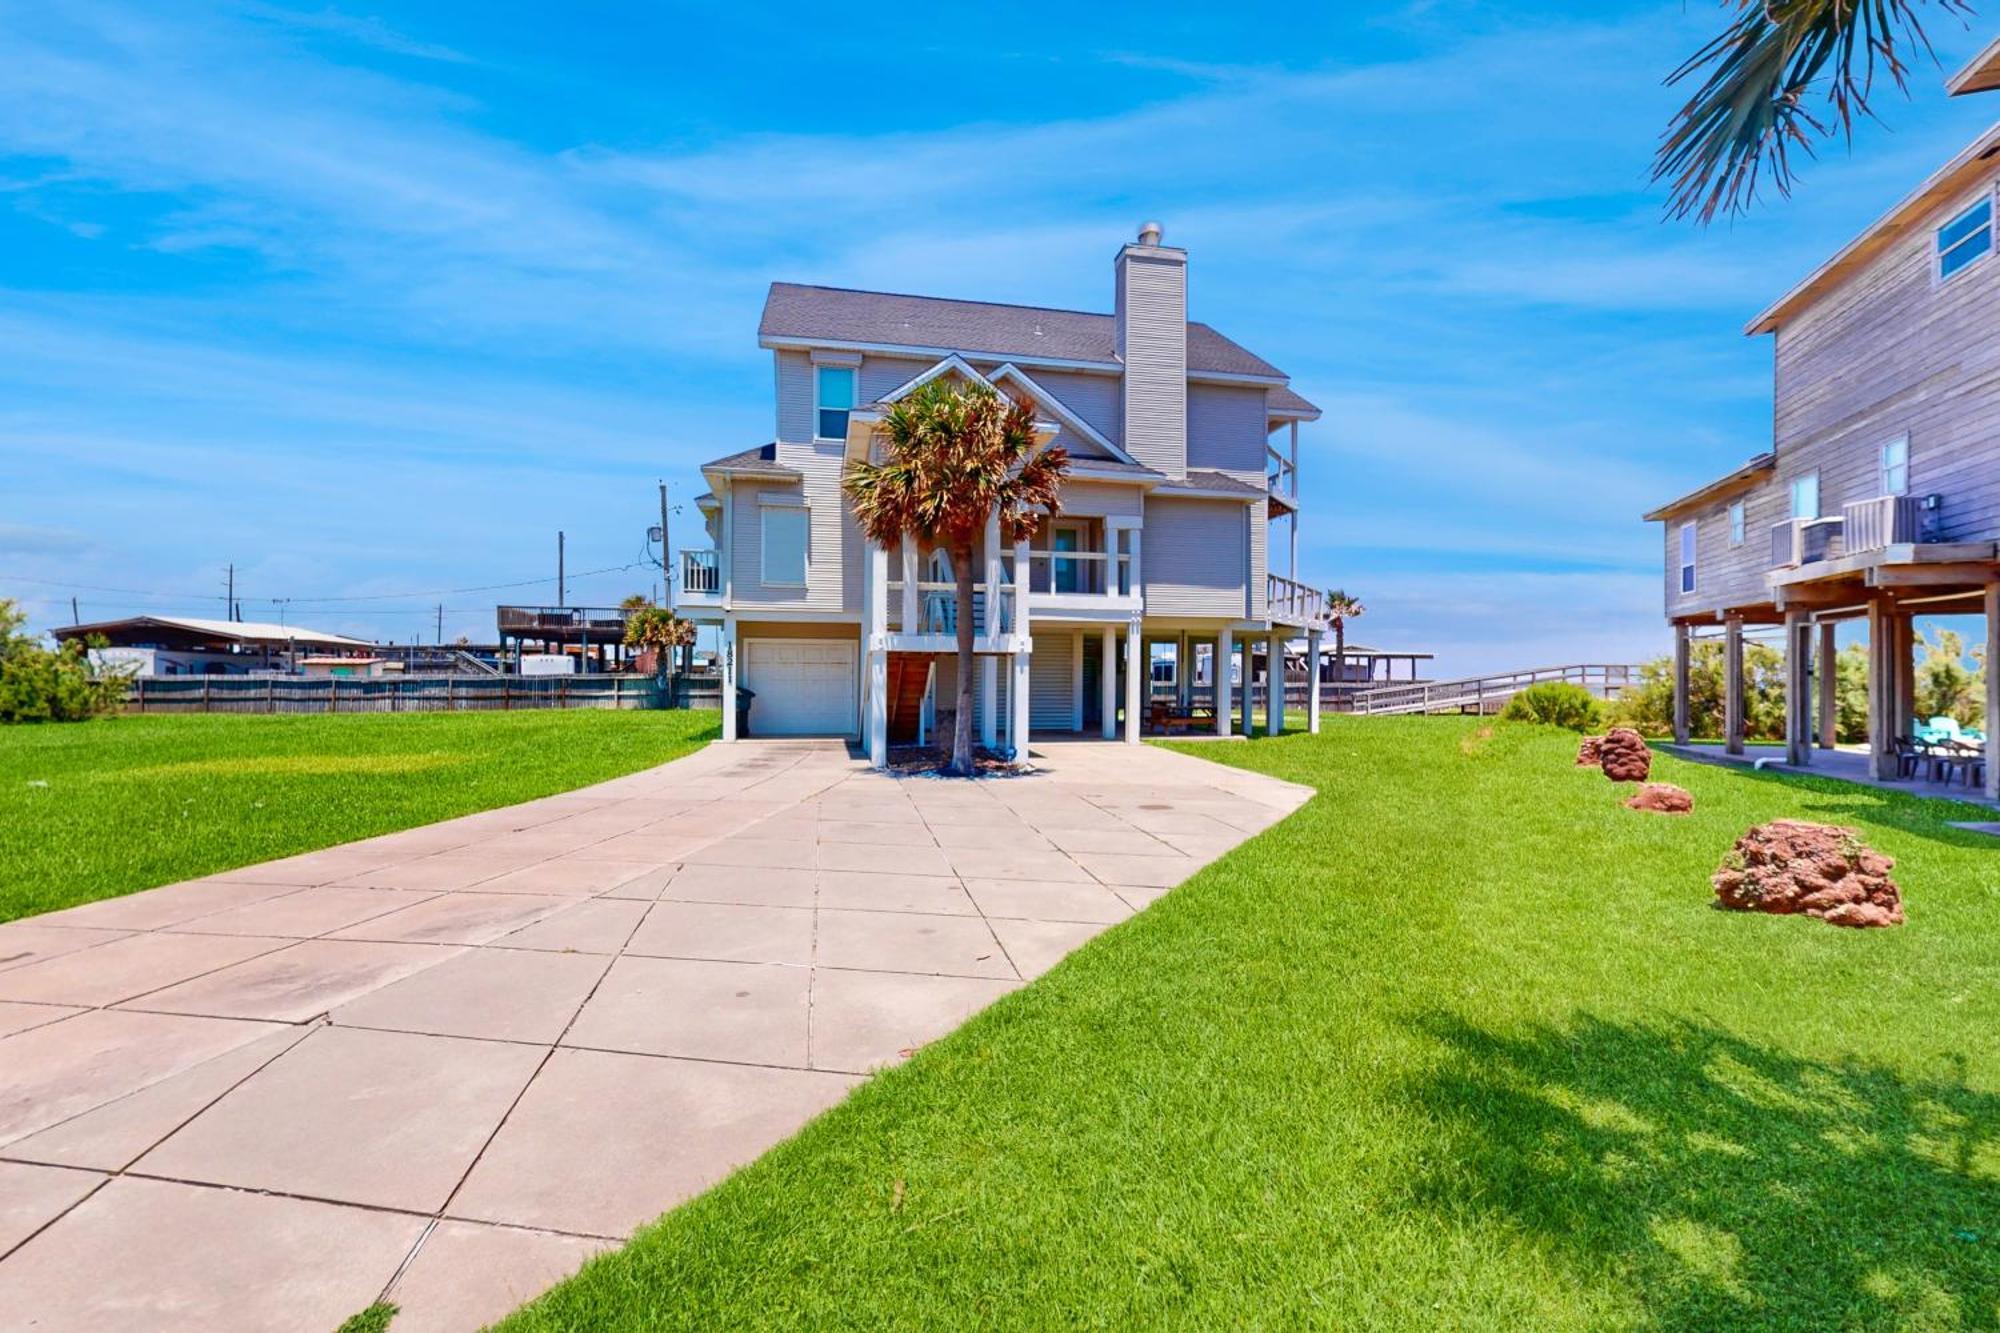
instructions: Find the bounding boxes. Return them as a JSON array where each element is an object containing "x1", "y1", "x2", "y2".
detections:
[{"x1": 4, "y1": 1, "x2": 1996, "y2": 672}]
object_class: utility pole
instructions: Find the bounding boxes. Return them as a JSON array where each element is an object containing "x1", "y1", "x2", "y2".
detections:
[
  {"x1": 71, "y1": 596, "x2": 79, "y2": 626},
  {"x1": 436, "y1": 603, "x2": 444, "y2": 645},
  {"x1": 658, "y1": 480, "x2": 673, "y2": 611},
  {"x1": 225, "y1": 563, "x2": 236, "y2": 621},
  {"x1": 557, "y1": 531, "x2": 566, "y2": 608}
]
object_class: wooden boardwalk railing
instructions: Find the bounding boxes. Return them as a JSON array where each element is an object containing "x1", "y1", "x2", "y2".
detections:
[
  {"x1": 124, "y1": 674, "x2": 724, "y2": 716},
  {"x1": 1347, "y1": 664, "x2": 1638, "y2": 717}
]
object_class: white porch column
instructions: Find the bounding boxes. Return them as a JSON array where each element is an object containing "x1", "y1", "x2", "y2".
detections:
[
  {"x1": 1672, "y1": 623, "x2": 1691, "y2": 745},
  {"x1": 1985, "y1": 584, "x2": 2000, "y2": 801},
  {"x1": 1240, "y1": 634, "x2": 1256, "y2": 736},
  {"x1": 1784, "y1": 607, "x2": 1810, "y2": 767},
  {"x1": 1306, "y1": 628, "x2": 1323, "y2": 734},
  {"x1": 866, "y1": 544, "x2": 888, "y2": 768},
  {"x1": 1012, "y1": 537, "x2": 1030, "y2": 642},
  {"x1": 720, "y1": 614, "x2": 739, "y2": 742},
  {"x1": 984, "y1": 509, "x2": 1003, "y2": 639},
  {"x1": 1215, "y1": 626, "x2": 1233, "y2": 737},
  {"x1": 1723, "y1": 615, "x2": 1745, "y2": 757},
  {"x1": 1124, "y1": 618, "x2": 1142, "y2": 744},
  {"x1": 1269, "y1": 633, "x2": 1287, "y2": 736},
  {"x1": 1011, "y1": 648, "x2": 1032, "y2": 763},
  {"x1": 899, "y1": 534, "x2": 919, "y2": 636},
  {"x1": 979, "y1": 656, "x2": 997, "y2": 750},
  {"x1": 1100, "y1": 627, "x2": 1117, "y2": 739},
  {"x1": 1817, "y1": 620, "x2": 1838, "y2": 750}
]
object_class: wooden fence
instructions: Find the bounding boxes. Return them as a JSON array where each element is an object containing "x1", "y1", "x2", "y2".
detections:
[{"x1": 126, "y1": 674, "x2": 723, "y2": 716}]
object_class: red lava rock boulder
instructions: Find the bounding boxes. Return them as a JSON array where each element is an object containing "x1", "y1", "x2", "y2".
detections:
[
  {"x1": 1597, "y1": 728, "x2": 1652, "y2": 783},
  {"x1": 1625, "y1": 782, "x2": 1693, "y2": 814},
  {"x1": 1576, "y1": 735, "x2": 1604, "y2": 767},
  {"x1": 1712, "y1": 820, "x2": 1903, "y2": 928}
]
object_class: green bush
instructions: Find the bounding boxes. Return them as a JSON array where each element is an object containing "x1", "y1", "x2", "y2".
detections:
[
  {"x1": 0, "y1": 599, "x2": 128, "y2": 723},
  {"x1": 1499, "y1": 681, "x2": 1604, "y2": 732}
]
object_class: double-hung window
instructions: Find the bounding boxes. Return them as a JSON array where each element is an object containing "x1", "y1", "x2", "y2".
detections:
[
  {"x1": 1678, "y1": 522, "x2": 1697, "y2": 595},
  {"x1": 815, "y1": 366, "x2": 855, "y2": 440},
  {"x1": 1880, "y1": 436, "x2": 1909, "y2": 495},
  {"x1": 761, "y1": 504, "x2": 809, "y2": 586},
  {"x1": 1789, "y1": 471, "x2": 1820, "y2": 521},
  {"x1": 1938, "y1": 195, "x2": 1992, "y2": 282},
  {"x1": 1728, "y1": 500, "x2": 1745, "y2": 546}
]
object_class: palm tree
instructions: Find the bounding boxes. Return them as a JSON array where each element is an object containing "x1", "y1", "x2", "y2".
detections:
[
  {"x1": 623, "y1": 605, "x2": 697, "y2": 701},
  {"x1": 1325, "y1": 590, "x2": 1364, "y2": 695},
  {"x1": 1656, "y1": 0, "x2": 1968, "y2": 222},
  {"x1": 845, "y1": 379, "x2": 1070, "y2": 775}
]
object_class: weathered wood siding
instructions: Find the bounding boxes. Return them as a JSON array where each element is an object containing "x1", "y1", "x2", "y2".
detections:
[
  {"x1": 1144, "y1": 497, "x2": 1249, "y2": 617},
  {"x1": 1658, "y1": 485, "x2": 1779, "y2": 618},
  {"x1": 1773, "y1": 172, "x2": 2000, "y2": 545}
]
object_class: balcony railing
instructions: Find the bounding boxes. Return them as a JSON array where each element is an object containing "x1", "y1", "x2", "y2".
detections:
[
  {"x1": 1842, "y1": 495, "x2": 1924, "y2": 554},
  {"x1": 1026, "y1": 550, "x2": 1135, "y2": 598},
  {"x1": 680, "y1": 550, "x2": 720, "y2": 597},
  {"x1": 496, "y1": 606, "x2": 630, "y2": 635},
  {"x1": 885, "y1": 581, "x2": 1012, "y2": 636},
  {"x1": 1267, "y1": 574, "x2": 1327, "y2": 625}
]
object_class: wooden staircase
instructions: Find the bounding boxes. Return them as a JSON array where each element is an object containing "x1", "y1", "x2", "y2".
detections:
[{"x1": 886, "y1": 652, "x2": 934, "y2": 744}]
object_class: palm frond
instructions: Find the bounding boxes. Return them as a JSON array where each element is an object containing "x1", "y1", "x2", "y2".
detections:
[{"x1": 1654, "y1": 0, "x2": 1967, "y2": 223}]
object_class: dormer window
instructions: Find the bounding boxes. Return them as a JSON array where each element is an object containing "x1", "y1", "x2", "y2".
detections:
[
  {"x1": 815, "y1": 366, "x2": 855, "y2": 440},
  {"x1": 1938, "y1": 196, "x2": 1992, "y2": 282}
]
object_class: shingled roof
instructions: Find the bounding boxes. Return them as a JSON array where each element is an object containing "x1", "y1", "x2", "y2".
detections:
[{"x1": 760, "y1": 283, "x2": 1288, "y2": 380}]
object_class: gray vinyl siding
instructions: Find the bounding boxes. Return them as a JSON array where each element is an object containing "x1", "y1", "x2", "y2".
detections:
[
  {"x1": 1144, "y1": 497, "x2": 1250, "y2": 617},
  {"x1": 728, "y1": 443, "x2": 852, "y2": 612},
  {"x1": 1249, "y1": 499, "x2": 1267, "y2": 618},
  {"x1": 1116, "y1": 251, "x2": 1188, "y2": 475},
  {"x1": 1028, "y1": 369, "x2": 1121, "y2": 445},
  {"x1": 774, "y1": 350, "x2": 814, "y2": 443},
  {"x1": 1187, "y1": 383, "x2": 1268, "y2": 475},
  {"x1": 1059, "y1": 480, "x2": 1145, "y2": 519},
  {"x1": 1772, "y1": 171, "x2": 2000, "y2": 545},
  {"x1": 1029, "y1": 629, "x2": 1076, "y2": 730}
]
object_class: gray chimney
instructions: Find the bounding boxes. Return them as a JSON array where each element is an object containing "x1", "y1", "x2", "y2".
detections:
[{"x1": 1114, "y1": 222, "x2": 1187, "y2": 476}]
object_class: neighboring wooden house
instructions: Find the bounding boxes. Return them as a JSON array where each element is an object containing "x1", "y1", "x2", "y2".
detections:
[
  {"x1": 1645, "y1": 45, "x2": 2000, "y2": 796},
  {"x1": 674, "y1": 223, "x2": 1341, "y2": 762}
]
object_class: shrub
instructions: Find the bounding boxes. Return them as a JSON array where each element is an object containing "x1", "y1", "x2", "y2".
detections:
[
  {"x1": 1499, "y1": 681, "x2": 1604, "y2": 733},
  {"x1": 0, "y1": 599, "x2": 128, "y2": 723}
]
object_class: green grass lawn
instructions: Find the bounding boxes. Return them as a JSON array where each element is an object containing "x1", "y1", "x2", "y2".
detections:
[
  {"x1": 0, "y1": 708, "x2": 718, "y2": 922},
  {"x1": 503, "y1": 718, "x2": 2000, "y2": 1331}
]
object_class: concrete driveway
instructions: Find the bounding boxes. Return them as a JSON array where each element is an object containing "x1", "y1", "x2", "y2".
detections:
[{"x1": 0, "y1": 739, "x2": 1309, "y2": 1332}]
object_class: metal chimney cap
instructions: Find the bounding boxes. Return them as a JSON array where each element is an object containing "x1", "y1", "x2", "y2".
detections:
[{"x1": 1137, "y1": 220, "x2": 1164, "y2": 246}]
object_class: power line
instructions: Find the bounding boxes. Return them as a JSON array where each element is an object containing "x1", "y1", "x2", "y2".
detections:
[{"x1": 0, "y1": 560, "x2": 654, "y2": 606}]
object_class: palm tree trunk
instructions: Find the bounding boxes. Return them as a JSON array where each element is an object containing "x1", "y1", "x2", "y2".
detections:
[
  {"x1": 950, "y1": 541, "x2": 977, "y2": 776},
  {"x1": 1334, "y1": 622, "x2": 1345, "y2": 703}
]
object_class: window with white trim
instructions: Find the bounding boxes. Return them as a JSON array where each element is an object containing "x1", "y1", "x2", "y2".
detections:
[
  {"x1": 1678, "y1": 521, "x2": 1696, "y2": 595},
  {"x1": 1938, "y1": 196, "x2": 1992, "y2": 282},
  {"x1": 815, "y1": 366, "x2": 855, "y2": 440},
  {"x1": 1880, "y1": 435, "x2": 1909, "y2": 496},
  {"x1": 1789, "y1": 471, "x2": 1820, "y2": 521},
  {"x1": 761, "y1": 505, "x2": 809, "y2": 586},
  {"x1": 1728, "y1": 500, "x2": 1745, "y2": 546}
]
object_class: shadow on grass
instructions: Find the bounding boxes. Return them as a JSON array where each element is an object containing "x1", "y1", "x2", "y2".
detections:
[
  {"x1": 1664, "y1": 750, "x2": 2000, "y2": 852},
  {"x1": 1403, "y1": 1014, "x2": 1999, "y2": 1328}
]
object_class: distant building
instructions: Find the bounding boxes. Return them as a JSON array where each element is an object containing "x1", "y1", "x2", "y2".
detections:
[{"x1": 52, "y1": 615, "x2": 378, "y2": 677}]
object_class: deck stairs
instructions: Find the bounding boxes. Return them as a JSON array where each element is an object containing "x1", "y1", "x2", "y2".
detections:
[{"x1": 886, "y1": 652, "x2": 936, "y2": 743}]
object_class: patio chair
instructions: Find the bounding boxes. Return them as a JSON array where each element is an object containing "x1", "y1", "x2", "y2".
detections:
[{"x1": 1892, "y1": 736, "x2": 1924, "y2": 780}]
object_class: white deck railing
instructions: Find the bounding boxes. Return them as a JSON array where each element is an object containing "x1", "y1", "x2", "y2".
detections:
[
  {"x1": 1267, "y1": 574, "x2": 1327, "y2": 626},
  {"x1": 680, "y1": 550, "x2": 720, "y2": 596},
  {"x1": 1349, "y1": 663, "x2": 1637, "y2": 717}
]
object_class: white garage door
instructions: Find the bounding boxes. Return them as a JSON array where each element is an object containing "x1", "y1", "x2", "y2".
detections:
[{"x1": 743, "y1": 639, "x2": 858, "y2": 737}]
